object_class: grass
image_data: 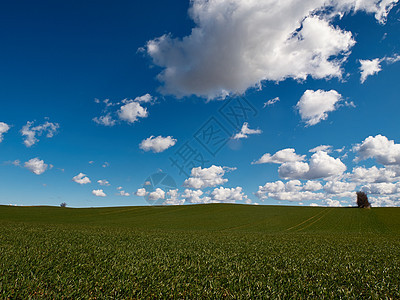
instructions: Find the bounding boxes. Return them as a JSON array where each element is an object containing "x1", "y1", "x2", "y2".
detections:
[{"x1": 1, "y1": 204, "x2": 400, "y2": 298}]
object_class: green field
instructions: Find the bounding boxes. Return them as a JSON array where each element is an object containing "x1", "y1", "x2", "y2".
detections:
[{"x1": 1, "y1": 204, "x2": 400, "y2": 299}]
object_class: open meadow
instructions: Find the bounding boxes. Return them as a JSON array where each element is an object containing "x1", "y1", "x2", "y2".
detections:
[{"x1": 1, "y1": 204, "x2": 400, "y2": 298}]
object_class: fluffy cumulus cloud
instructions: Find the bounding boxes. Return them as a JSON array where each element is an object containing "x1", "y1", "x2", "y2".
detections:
[
  {"x1": 209, "y1": 186, "x2": 247, "y2": 203},
  {"x1": 93, "y1": 114, "x2": 116, "y2": 126},
  {"x1": 350, "y1": 166, "x2": 400, "y2": 183},
  {"x1": 0, "y1": 122, "x2": 10, "y2": 142},
  {"x1": 148, "y1": 188, "x2": 166, "y2": 201},
  {"x1": 233, "y1": 122, "x2": 262, "y2": 140},
  {"x1": 182, "y1": 189, "x2": 205, "y2": 203},
  {"x1": 253, "y1": 135, "x2": 400, "y2": 206},
  {"x1": 296, "y1": 90, "x2": 344, "y2": 126},
  {"x1": 139, "y1": 135, "x2": 177, "y2": 153},
  {"x1": 145, "y1": 0, "x2": 397, "y2": 99},
  {"x1": 160, "y1": 186, "x2": 248, "y2": 205},
  {"x1": 368, "y1": 196, "x2": 400, "y2": 207},
  {"x1": 303, "y1": 181, "x2": 324, "y2": 191},
  {"x1": 72, "y1": 173, "x2": 91, "y2": 185},
  {"x1": 361, "y1": 182, "x2": 400, "y2": 195},
  {"x1": 183, "y1": 165, "x2": 235, "y2": 189},
  {"x1": 118, "y1": 100, "x2": 148, "y2": 123},
  {"x1": 256, "y1": 180, "x2": 325, "y2": 201},
  {"x1": 24, "y1": 158, "x2": 49, "y2": 175},
  {"x1": 21, "y1": 121, "x2": 59, "y2": 147},
  {"x1": 322, "y1": 199, "x2": 342, "y2": 207},
  {"x1": 279, "y1": 151, "x2": 347, "y2": 180},
  {"x1": 359, "y1": 58, "x2": 382, "y2": 83},
  {"x1": 354, "y1": 134, "x2": 400, "y2": 165},
  {"x1": 253, "y1": 148, "x2": 305, "y2": 165},
  {"x1": 135, "y1": 188, "x2": 147, "y2": 197},
  {"x1": 92, "y1": 189, "x2": 106, "y2": 197},
  {"x1": 359, "y1": 54, "x2": 400, "y2": 83},
  {"x1": 256, "y1": 178, "x2": 355, "y2": 204},
  {"x1": 93, "y1": 94, "x2": 154, "y2": 126},
  {"x1": 324, "y1": 180, "x2": 356, "y2": 198},
  {"x1": 134, "y1": 93, "x2": 155, "y2": 103},
  {"x1": 163, "y1": 189, "x2": 185, "y2": 205},
  {"x1": 309, "y1": 145, "x2": 333, "y2": 153}
]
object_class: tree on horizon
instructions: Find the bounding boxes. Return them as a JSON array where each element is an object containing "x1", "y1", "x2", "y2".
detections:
[{"x1": 356, "y1": 191, "x2": 371, "y2": 208}]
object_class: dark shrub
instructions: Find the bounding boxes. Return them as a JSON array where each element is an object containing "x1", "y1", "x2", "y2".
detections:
[{"x1": 60, "y1": 202, "x2": 67, "y2": 208}]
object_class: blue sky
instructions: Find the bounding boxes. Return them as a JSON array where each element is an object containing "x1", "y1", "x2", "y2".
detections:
[{"x1": 1, "y1": 0, "x2": 400, "y2": 207}]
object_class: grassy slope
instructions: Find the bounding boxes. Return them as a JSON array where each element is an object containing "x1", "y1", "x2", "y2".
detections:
[
  {"x1": 1, "y1": 204, "x2": 399, "y2": 233},
  {"x1": 1, "y1": 204, "x2": 400, "y2": 298}
]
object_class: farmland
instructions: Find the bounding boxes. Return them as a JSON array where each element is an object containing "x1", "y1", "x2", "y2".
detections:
[{"x1": 1, "y1": 204, "x2": 400, "y2": 298}]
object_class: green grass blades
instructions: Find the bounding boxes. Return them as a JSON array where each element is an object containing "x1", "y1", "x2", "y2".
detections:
[{"x1": 1, "y1": 204, "x2": 400, "y2": 298}]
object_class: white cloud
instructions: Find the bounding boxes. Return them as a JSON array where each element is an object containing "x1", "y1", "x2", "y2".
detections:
[
  {"x1": 322, "y1": 199, "x2": 342, "y2": 207},
  {"x1": 93, "y1": 113, "x2": 116, "y2": 126},
  {"x1": 296, "y1": 90, "x2": 344, "y2": 126},
  {"x1": 163, "y1": 186, "x2": 248, "y2": 205},
  {"x1": 385, "y1": 54, "x2": 400, "y2": 64},
  {"x1": 183, "y1": 165, "x2": 235, "y2": 189},
  {"x1": 263, "y1": 97, "x2": 280, "y2": 108},
  {"x1": 97, "y1": 179, "x2": 110, "y2": 186},
  {"x1": 182, "y1": 189, "x2": 205, "y2": 204},
  {"x1": 209, "y1": 186, "x2": 247, "y2": 203},
  {"x1": 350, "y1": 165, "x2": 399, "y2": 183},
  {"x1": 24, "y1": 158, "x2": 49, "y2": 175},
  {"x1": 323, "y1": 180, "x2": 356, "y2": 197},
  {"x1": 134, "y1": 93, "x2": 155, "y2": 103},
  {"x1": 0, "y1": 122, "x2": 10, "y2": 142},
  {"x1": 359, "y1": 58, "x2": 382, "y2": 83},
  {"x1": 354, "y1": 134, "x2": 400, "y2": 165},
  {"x1": 369, "y1": 196, "x2": 400, "y2": 207},
  {"x1": 303, "y1": 181, "x2": 323, "y2": 191},
  {"x1": 118, "y1": 190, "x2": 130, "y2": 197},
  {"x1": 279, "y1": 161, "x2": 311, "y2": 179},
  {"x1": 143, "y1": 0, "x2": 400, "y2": 98},
  {"x1": 279, "y1": 151, "x2": 347, "y2": 180},
  {"x1": 118, "y1": 100, "x2": 148, "y2": 123},
  {"x1": 163, "y1": 189, "x2": 185, "y2": 205},
  {"x1": 92, "y1": 189, "x2": 106, "y2": 197},
  {"x1": 309, "y1": 145, "x2": 333, "y2": 153},
  {"x1": 359, "y1": 54, "x2": 400, "y2": 83},
  {"x1": 336, "y1": 146, "x2": 345, "y2": 153},
  {"x1": 256, "y1": 180, "x2": 325, "y2": 201},
  {"x1": 102, "y1": 162, "x2": 109, "y2": 168},
  {"x1": 251, "y1": 135, "x2": 400, "y2": 207},
  {"x1": 135, "y1": 188, "x2": 147, "y2": 197},
  {"x1": 148, "y1": 188, "x2": 166, "y2": 201},
  {"x1": 72, "y1": 173, "x2": 91, "y2": 185},
  {"x1": 139, "y1": 135, "x2": 177, "y2": 153},
  {"x1": 232, "y1": 122, "x2": 262, "y2": 140},
  {"x1": 361, "y1": 182, "x2": 400, "y2": 195},
  {"x1": 93, "y1": 95, "x2": 155, "y2": 126},
  {"x1": 21, "y1": 121, "x2": 59, "y2": 147},
  {"x1": 253, "y1": 148, "x2": 305, "y2": 165}
]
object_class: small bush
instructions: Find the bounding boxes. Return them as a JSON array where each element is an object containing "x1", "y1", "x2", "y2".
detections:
[
  {"x1": 60, "y1": 202, "x2": 67, "y2": 208},
  {"x1": 356, "y1": 191, "x2": 371, "y2": 208}
]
